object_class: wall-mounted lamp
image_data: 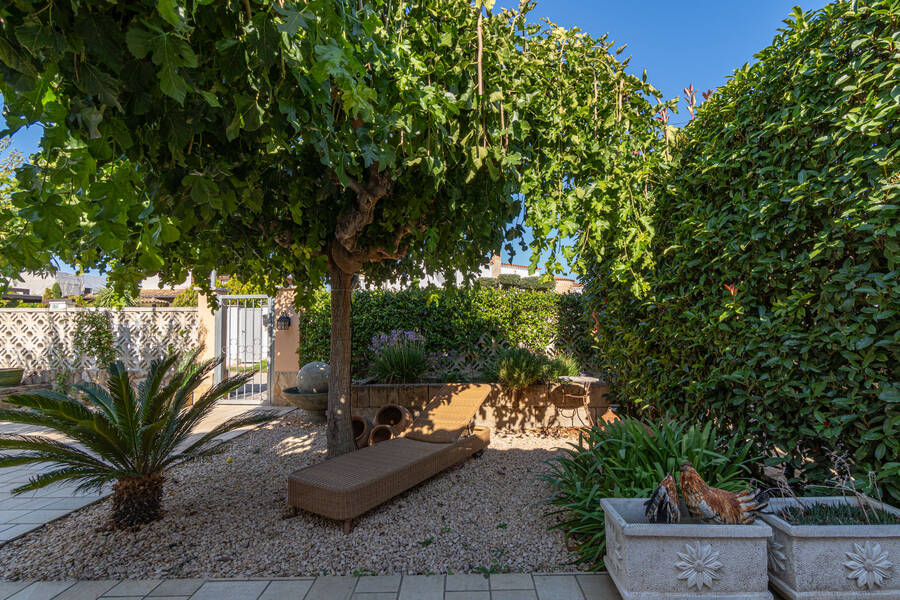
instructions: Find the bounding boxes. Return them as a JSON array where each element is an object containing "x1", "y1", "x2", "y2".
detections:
[{"x1": 276, "y1": 314, "x2": 292, "y2": 331}]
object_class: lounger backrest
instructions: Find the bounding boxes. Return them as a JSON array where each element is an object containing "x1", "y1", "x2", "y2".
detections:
[{"x1": 404, "y1": 384, "x2": 490, "y2": 443}]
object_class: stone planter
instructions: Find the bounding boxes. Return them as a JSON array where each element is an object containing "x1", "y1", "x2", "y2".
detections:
[
  {"x1": 600, "y1": 498, "x2": 773, "y2": 600},
  {"x1": 759, "y1": 496, "x2": 900, "y2": 599},
  {"x1": 0, "y1": 368, "x2": 24, "y2": 387}
]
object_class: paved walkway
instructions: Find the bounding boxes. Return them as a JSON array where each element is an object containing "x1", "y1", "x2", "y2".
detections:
[
  {"x1": 0, "y1": 574, "x2": 621, "y2": 600},
  {"x1": 0, "y1": 405, "x2": 293, "y2": 545}
]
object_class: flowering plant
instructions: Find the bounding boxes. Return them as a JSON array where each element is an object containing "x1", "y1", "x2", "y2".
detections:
[{"x1": 369, "y1": 329, "x2": 425, "y2": 355}]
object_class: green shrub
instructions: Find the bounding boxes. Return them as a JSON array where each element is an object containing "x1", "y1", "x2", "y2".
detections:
[
  {"x1": 493, "y1": 347, "x2": 546, "y2": 391},
  {"x1": 72, "y1": 310, "x2": 117, "y2": 367},
  {"x1": 298, "y1": 287, "x2": 592, "y2": 374},
  {"x1": 171, "y1": 287, "x2": 199, "y2": 307},
  {"x1": 545, "y1": 351, "x2": 581, "y2": 379},
  {"x1": 583, "y1": 1, "x2": 900, "y2": 503},
  {"x1": 373, "y1": 341, "x2": 429, "y2": 383},
  {"x1": 543, "y1": 418, "x2": 758, "y2": 568}
]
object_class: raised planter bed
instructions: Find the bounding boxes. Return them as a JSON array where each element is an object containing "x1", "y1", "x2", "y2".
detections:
[
  {"x1": 759, "y1": 496, "x2": 900, "y2": 599},
  {"x1": 601, "y1": 497, "x2": 773, "y2": 600}
]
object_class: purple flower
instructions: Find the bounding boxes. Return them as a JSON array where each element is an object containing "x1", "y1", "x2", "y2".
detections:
[{"x1": 369, "y1": 329, "x2": 425, "y2": 355}]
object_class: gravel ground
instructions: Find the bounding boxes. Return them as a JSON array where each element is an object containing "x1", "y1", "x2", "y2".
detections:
[{"x1": 0, "y1": 415, "x2": 582, "y2": 579}]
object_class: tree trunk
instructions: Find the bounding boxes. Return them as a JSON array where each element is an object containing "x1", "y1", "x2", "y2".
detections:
[
  {"x1": 327, "y1": 259, "x2": 356, "y2": 457},
  {"x1": 111, "y1": 473, "x2": 164, "y2": 528}
]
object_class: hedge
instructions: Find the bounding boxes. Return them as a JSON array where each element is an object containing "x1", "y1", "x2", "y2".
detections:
[
  {"x1": 584, "y1": 1, "x2": 899, "y2": 501},
  {"x1": 298, "y1": 287, "x2": 591, "y2": 374}
]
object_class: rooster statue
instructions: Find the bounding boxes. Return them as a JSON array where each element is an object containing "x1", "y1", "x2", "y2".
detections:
[
  {"x1": 643, "y1": 472, "x2": 681, "y2": 524},
  {"x1": 644, "y1": 462, "x2": 768, "y2": 525}
]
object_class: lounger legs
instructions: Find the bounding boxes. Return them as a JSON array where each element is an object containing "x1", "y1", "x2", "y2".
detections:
[
  {"x1": 473, "y1": 449, "x2": 485, "y2": 459},
  {"x1": 343, "y1": 519, "x2": 352, "y2": 534}
]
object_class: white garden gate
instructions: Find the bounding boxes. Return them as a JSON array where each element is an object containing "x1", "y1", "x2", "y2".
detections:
[{"x1": 213, "y1": 294, "x2": 274, "y2": 404}]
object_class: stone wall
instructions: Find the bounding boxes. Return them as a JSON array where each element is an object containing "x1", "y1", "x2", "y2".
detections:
[
  {"x1": 277, "y1": 382, "x2": 611, "y2": 430},
  {"x1": 0, "y1": 307, "x2": 198, "y2": 384}
]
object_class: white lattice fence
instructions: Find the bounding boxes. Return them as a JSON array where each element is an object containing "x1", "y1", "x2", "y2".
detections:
[{"x1": 0, "y1": 308, "x2": 199, "y2": 384}]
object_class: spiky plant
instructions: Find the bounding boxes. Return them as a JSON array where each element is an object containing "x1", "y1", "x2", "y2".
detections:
[{"x1": 0, "y1": 351, "x2": 275, "y2": 527}]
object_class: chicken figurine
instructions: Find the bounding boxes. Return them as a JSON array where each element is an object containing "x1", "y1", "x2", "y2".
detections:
[
  {"x1": 644, "y1": 472, "x2": 681, "y2": 523},
  {"x1": 679, "y1": 461, "x2": 768, "y2": 524}
]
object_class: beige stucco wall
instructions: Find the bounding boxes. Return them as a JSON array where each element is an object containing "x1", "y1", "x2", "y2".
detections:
[
  {"x1": 195, "y1": 293, "x2": 217, "y2": 399},
  {"x1": 272, "y1": 288, "x2": 300, "y2": 404}
]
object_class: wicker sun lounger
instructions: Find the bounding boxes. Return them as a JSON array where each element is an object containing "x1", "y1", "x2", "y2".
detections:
[{"x1": 287, "y1": 384, "x2": 491, "y2": 532}]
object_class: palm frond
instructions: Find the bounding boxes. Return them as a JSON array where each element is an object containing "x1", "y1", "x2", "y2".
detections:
[
  {"x1": 137, "y1": 353, "x2": 180, "y2": 424},
  {"x1": 13, "y1": 466, "x2": 113, "y2": 494},
  {"x1": 106, "y1": 361, "x2": 138, "y2": 454},
  {"x1": 75, "y1": 381, "x2": 117, "y2": 421}
]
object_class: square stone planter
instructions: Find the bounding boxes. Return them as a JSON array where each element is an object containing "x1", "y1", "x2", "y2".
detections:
[
  {"x1": 600, "y1": 498, "x2": 773, "y2": 600},
  {"x1": 759, "y1": 496, "x2": 900, "y2": 599}
]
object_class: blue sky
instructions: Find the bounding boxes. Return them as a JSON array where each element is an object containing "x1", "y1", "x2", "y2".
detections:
[{"x1": 2, "y1": 1, "x2": 827, "y2": 277}]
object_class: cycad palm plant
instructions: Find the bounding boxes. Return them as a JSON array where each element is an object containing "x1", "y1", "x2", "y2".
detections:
[{"x1": 0, "y1": 351, "x2": 274, "y2": 527}]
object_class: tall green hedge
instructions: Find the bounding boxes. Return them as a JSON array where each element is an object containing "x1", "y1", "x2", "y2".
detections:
[
  {"x1": 298, "y1": 287, "x2": 590, "y2": 374},
  {"x1": 584, "y1": 1, "x2": 899, "y2": 501}
]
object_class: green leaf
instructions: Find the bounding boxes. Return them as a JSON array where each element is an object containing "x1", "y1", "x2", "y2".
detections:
[
  {"x1": 156, "y1": 0, "x2": 185, "y2": 28},
  {"x1": 158, "y1": 65, "x2": 187, "y2": 105}
]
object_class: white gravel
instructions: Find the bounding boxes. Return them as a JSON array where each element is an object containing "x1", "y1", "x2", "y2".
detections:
[{"x1": 0, "y1": 415, "x2": 582, "y2": 579}]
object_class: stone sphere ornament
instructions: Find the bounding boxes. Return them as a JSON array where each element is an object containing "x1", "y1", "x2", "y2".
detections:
[{"x1": 296, "y1": 361, "x2": 329, "y2": 393}]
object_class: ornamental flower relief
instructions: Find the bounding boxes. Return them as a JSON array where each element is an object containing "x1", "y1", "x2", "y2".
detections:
[
  {"x1": 675, "y1": 542, "x2": 723, "y2": 591},
  {"x1": 844, "y1": 541, "x2": 892, "y2": 590}
]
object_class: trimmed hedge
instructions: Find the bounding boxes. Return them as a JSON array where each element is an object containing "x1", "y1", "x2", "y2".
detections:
[
  {"x1": 584, "y1": 1, "x2": 899, "y2": 501},
  {"x1": 298, "y1": 287, "x2": 590, "y2": 374}
]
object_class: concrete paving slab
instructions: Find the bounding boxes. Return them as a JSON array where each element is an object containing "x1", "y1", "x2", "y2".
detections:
[
  {"x1": 145, "y1": 579, "x2": 204, "y2": 597},
  {"x1": 103, "y1": 580, "x2": 163, "y2": 597},
  {"x1": 491, "y1": 591, "x2": 538, "y2": 600},
  {"x1": 446, "y1": 575, "x2": 489, "y2": 592},
  {"x1": 398, "y1": 575, "x2": 444, "y2": 600},
  {"x1": 533, "y1": 576, "x2": 584, "y2": 600},
  {"x1": 489, "y1": 575, "x2": 534, "y2": 590},
  {"x1": 445, "y1": 592, "x2": 490, "y2": 600},
  {"x1": 574, "y1": 575, "x2": 619, "y2": 600},
  {"x1": 257, "y1": 580, "x2": 314, "y2": 600},
  {"x1": 6, "y1": 581, "x2": 75, "y2": 600},
  {"x1": 304, "y1": 576, "x2": 357, "y2": 600},
  {"x1": 0, "y1": 581, "x2": 31, "y2": 600},
  {"x1": 190, "y1": 581, "x2": 269, "y2": 600},
  {"x1": 354, "y1": 576, "x2": 402, "y2": 594},
  {"x1": 54, "y1": 580, "x2": 118, "y2": 600}
]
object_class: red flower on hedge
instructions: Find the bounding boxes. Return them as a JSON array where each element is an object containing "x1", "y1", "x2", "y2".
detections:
[{"x1": 724, "y1": 283, "x2": 737, "y2": 298}]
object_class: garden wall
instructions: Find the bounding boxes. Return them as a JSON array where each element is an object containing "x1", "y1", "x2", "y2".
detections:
[
  {"x1": 0, "y1": 307, "x2": 198, "y2": 384},
  {"x1": 338, "y1": 382, "x2": 610, "y2": 430}
]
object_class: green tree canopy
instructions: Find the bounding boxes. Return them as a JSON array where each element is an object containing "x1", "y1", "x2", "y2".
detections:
[{"x1": 0, "y1": 0, "x2": 662, "y2": 454}]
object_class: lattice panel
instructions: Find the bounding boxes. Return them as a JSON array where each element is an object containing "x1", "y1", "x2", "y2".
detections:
[{"x1": 0, "y1": 308, "x2": 198, "y2": 384}]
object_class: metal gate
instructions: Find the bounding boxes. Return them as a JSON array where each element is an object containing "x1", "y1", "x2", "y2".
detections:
[{"x1": 214, "y1": 294, "x2": 274, "y2": 404}]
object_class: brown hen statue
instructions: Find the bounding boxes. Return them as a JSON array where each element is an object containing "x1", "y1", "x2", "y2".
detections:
[
  {"x1": 679, "y1": 461, "x2": 768, "y2": 524},
  {"x1": 644, "y1": 472, "x2": 681, "y2": 523}
]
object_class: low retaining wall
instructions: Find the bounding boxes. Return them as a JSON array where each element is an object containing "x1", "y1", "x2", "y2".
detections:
[{"x1": 277, "y1": 382, "x2": 610, "y2": 430}]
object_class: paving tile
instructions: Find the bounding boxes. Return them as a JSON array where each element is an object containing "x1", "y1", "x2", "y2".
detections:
[
  {"x1": 6, "y1": 581, "x2": 76, "y2": 600},
  {"x1": 0, "y1": 581, "x2": 32, "y2": 600},
  {"x1": 533, "y1": 576, "x2": 584, "y2": 600},
  {"x1": 397, "y1": 575, "x2": 444, "y2": 600},
  {"x1": 257, "y1": 580, "x2": 313, "y2": 600},
  {"x1": 491, "y1": 591, "x2": 538, "y2": 600},
  {"x1": 445, "y1": 592, "x2": 490, "y2": 600},
  {"x1": 0, "y1": 510, "x2": 32, "y2": 522},
  {"x1": 303, "y1": 576, "x2": 357, "y2": 600},
  {"x1": 573, "y1": 575, "x2": 619, "y2": 600},
  {"x1": 39, "y1": 497, "x2": 99, "y2": 511},
  {"x1": 354, "y1": 576, "x2": 401, "y2": 594},
  {"x1": 0, "y1": 498, "x2": 55, "y2": 511},
  {"x1": 189, "y1": 581, "x2": 269, "y2": 600},
  {"x1": 0, "y1": 523, "x2": 40, "y2": 542},
  {"x1": 102, "y1": 580, "x2": 163, "y2": 597},
  {"x1": 489, "y1": 575, "x2": 534, "y2": 590},
  {"x1": 446, "y1": 575, "x2": 489, "y2": 592},
  {"x1": 8, "y1": 509, "x2": 72, "y2": 524},
  {"x1": 54, "y1": 581, "x2": 118, "y2": 600},
  {"x1": 146, "y1": 597, "x2": 189, "y2": 600},
  {"x1": 144, "y1": 579, "x2": 204, "y2": 597},
  {"x1": 349, "y1": 594, "x2": 397, "y2": 600}
]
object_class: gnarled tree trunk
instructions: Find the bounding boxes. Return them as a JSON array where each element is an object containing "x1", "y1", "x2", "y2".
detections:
[{"x1": 327, "y1": 259, "x2": 355, "y2": 457}]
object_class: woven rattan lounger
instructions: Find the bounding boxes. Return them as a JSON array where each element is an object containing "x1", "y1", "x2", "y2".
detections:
[{"x1": 287, "y1": 384, "x2": 491, "y2": 532}]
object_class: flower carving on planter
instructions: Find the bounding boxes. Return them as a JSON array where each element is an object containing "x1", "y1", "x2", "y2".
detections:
[
  {"x1": 767, "y1": 538, "x2": 788, "y2": 573},
  {"x1": 606, "y1": 527, "x2": 622, "y2": 572},
  {"x1": 675, "y1": 542, "x2": 723, "y2": 591},
  {"x1": 844, "y1": 541, "x2": 893, "y2": 590}
]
